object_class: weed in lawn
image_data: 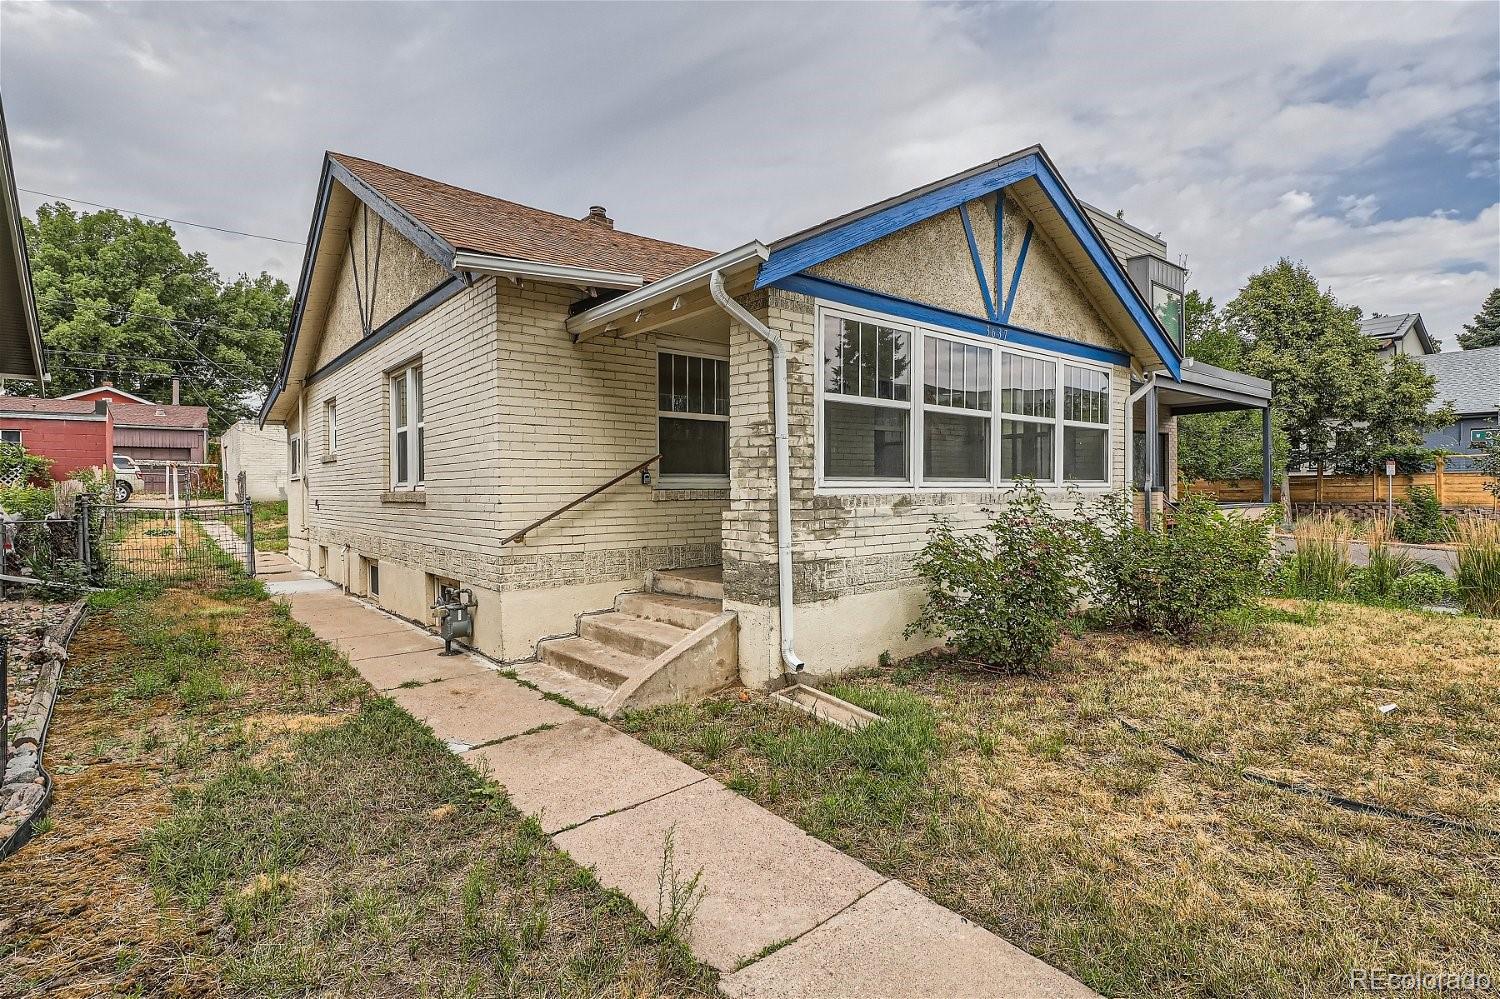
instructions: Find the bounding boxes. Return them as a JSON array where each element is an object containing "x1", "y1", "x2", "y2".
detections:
[{"x1": 654, "y1": 828, "x2": 705, "y2": 944}]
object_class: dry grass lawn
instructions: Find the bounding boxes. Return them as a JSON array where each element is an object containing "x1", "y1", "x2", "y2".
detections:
[
  {"x1": 620, "y1": 601, "x2": 1500, "y2": 998},
  {"x1": 0, "y1": 570, "x2": 713, "y2": 998}
]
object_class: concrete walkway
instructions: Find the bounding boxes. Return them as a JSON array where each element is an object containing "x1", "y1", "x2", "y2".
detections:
[{"x1": 256, "y1": 552, "x2": 1095, "y2": 998}]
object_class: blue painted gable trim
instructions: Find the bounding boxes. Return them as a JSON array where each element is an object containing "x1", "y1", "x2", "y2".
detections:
[
  {"x1": 958, "y1": 203, "x2": 997, "y2": 321},
  {"x1": 757, "y1": 151, "x2": 1182, "y2": 378},
  {"x1": 758, "y1": 155, "x2": 1039, "y2": 289},
  {"x1": 773, "y1": 273, "x2": 1131, "y2": 369},
  {"x1": 1030, "y1": 167, "x2": 1179, "y2": 378},
  {"x1": 1000, "y1": 221, "x2": 1033, "y2": 324}
]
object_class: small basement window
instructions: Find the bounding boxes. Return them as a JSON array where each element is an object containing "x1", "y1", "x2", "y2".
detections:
[{"x1": 0, "y1": 429, "x2": 22, "y2": 444}]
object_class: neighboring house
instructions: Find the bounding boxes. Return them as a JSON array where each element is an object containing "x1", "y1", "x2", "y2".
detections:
[
  {"x1": 60, "y1": 382, "x2": 210, "y2": 492},
  {"x1": 220, "y1": 419, "x2": 288, "y2": 501},
  {"x1": 0, "y1": 91, "x2": 46, "y2": 386},
  {"x1": 0, "y1": 397, "x2": 112, "y2": 481},
  {"x1": 1415, "y1": 345, "x2": 1500, "y2": 468},
  {"x1": 261, "y1": 145, "x2": 1270, "y2": 710},
  {"x1": 1361, "y1": 313, "x2": 1437, "y2": 356}
]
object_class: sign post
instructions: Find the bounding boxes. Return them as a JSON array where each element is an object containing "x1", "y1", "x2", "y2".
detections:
[{"x1": 1384, "y1": 459, "x2": 1396, "y2": 525}]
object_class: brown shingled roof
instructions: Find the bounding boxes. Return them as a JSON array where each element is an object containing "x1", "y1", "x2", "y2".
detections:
[
  {"x1": 0, "y1": 397, "x2": 104, "y2": 416},
  {"x1": 111, "y1": 402, "x2": 209, "y2": 429},
  {"x1": 329, "y1": 153, "x2": 716, "y2": 283}
]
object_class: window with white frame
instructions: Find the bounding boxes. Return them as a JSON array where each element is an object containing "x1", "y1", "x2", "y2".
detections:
[
  {"x1": 389, "y1": 363, "x2": 424, "y2": 488},
  {"x1": 0, "y1": 429, "x2": 21, "y2": 445},
  {"x1": 924, "y1": 335, "x2": 991, "y2": 481},
  {"x1": 817, "y1": 305, "x2": 1112, "y2": 489},
  {"x1": 1062, "y1": 365, "x2": 1110, "y2": 482},
  {"x1": 289, "y1": 434, "x2": 302, "y2": 479},
  {"x1": 323, "y1": 399, "x2": 337, "y2": 456},
  {"x1": 657, "y1": 352, "x2": 728, "y2": 481},
  {"x1": 1000, "y1": 353, "x2": 1056, "y2": 481},
  {"x1": 821, "y1": 313, "x2": 911, "y2": 481}
]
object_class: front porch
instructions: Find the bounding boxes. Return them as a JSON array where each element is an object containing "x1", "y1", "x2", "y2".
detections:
[{"x1": 1132, "y1": 358, "x2": 1275, "y2": 528}]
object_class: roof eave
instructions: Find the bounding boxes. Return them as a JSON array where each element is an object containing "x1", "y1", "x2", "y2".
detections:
[
  {"x1": 566, "y1": 241, "x2": 768, "y2": 339},
  {"x1": 452, "y1": 252, "x2": 644, "y2": 290}
]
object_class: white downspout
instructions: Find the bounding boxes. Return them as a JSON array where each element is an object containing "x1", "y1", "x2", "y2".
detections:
[
  {"x1": 1124, "y1": 372, "x2": 1157, "y2": 497},
  {"x1": 708, "y1": 271, "x2": 806, "y2": 677}
]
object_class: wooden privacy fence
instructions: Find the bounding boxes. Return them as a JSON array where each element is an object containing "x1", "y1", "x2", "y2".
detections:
[{"x1": 1186, "y1": 459, "x2": 1499, "y2": 511}]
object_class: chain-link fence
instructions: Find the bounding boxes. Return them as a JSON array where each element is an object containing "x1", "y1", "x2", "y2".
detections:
[
  {"x1": 89, "y1": 499, "x2": 255, "y2": 586},
  {"x1": 2, "y1": 497, "x2": 256, "y2": 593}
]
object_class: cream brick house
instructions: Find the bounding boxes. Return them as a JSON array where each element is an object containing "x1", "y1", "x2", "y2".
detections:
[{"x1": 261, "y1": 146, "x2": 1272, "y2": 712}]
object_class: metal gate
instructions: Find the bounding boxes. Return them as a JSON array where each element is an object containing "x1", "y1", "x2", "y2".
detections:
[{"x1": 89, "y1": 498, "x2": 256, "y2": 585}]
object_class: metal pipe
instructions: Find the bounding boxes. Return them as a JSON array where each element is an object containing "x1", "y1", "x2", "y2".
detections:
[
  {"x1": 708, "y1": 271, "x2": 805, "y2": 677},
  {"x1": 1124, "y1": 373, "x2": 1156, "y2": 507},
  {"x1": 1144, "y1": 382, "x2": 1159, "y2": 531}
]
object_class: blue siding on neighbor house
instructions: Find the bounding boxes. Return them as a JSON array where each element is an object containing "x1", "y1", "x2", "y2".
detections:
[{"x1": 1426, "y1": 415, "x2": 1500, "y2": 468}]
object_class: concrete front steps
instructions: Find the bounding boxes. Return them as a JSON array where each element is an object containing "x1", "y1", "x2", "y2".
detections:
[{"x1": 513, "y1": 568, "x2": 737, "y2": 717}]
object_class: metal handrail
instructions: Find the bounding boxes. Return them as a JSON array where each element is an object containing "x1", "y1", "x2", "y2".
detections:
[{"x1": 501, "y1": 453, "x2": 660, "y2": 546}]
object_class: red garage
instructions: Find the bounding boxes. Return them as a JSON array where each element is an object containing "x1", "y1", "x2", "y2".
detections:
[{"x1": 0, "y1": 397, "x2": 114, "y2": 481}]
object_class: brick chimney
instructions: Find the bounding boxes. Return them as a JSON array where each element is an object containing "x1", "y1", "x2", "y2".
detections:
[
  {"x1": 171, "y1": 377, "x2": 180, "y2": 405},
  {"x1": 583, "y1": 205, "x2": 613, "y2": 229}
]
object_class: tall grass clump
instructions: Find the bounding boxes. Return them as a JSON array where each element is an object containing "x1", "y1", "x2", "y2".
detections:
[
  {"x1": 1286, "y1": 515, "x2": 1354, "y2": 599},
  {"x1": 1355, "y1": 518, "x2": 1420, "y2": 602},
  {"x1": 1453, "y1": 518, "x2": 1500, "y2": 618}
]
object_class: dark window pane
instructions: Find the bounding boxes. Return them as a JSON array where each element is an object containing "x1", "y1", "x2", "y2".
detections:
[
  {"x1": 924, "y1": 411, "x2": 989, "y2": 480},
  {"x1": 827, "y1": 317, "x2": 909, "y2": 402},
  {"x1": 670, "y1": 352, "x2": 689, "y2": 411},
  {"x1": 1064, "y1": 366, "x2": 1109, "y2": 424},
  {"x1": 395, "y1": 428, "x2": 409, "y2": 483},
  {"x1": 824, "y1": 401, "x2": 908, "y2": 480},
  {"x1": 1000, "y1": 419, "x2": 1054, "y2": 480},
  {"x1": 659, "y1": 418, "x2": 728, "y2": 477},
  {"x1": 1064, "y1": 427, "x2": 1108, "y2": 481},
  {"x1": 658, "y1": 353, "x2": 673, "y2": 411}
]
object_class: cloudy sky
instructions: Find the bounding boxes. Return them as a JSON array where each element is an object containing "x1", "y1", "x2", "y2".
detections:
[{"x1": 4, "y1": 1, "x2": 1497, "y2": 342}]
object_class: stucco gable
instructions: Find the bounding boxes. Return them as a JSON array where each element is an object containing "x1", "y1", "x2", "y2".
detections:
[
  {"x1": 806, "y1": 193, "x2": 1125, "y2": 355},
  {"x1": 313, "y1": 201, "x2": 451, "y2": 371}
]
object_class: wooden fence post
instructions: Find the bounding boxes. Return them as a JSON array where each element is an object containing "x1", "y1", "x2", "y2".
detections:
[{"x1": 1434, "y1": 454, "x2": 1446, "y2": 506}]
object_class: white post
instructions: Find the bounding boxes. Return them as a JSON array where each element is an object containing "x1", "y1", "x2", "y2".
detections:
[{"x1": 171, "y1": 465, "x2": 182, "y2": 541}]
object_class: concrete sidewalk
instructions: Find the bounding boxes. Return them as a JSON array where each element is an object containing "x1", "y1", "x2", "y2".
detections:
[{"x1": 258, "y1": 552, "x2": 1095, "y2": 998}]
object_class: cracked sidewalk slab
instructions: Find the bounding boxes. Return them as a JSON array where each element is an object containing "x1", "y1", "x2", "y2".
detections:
[{"x1": 274, "y1": 572, "x2": 1096, "y2": 997}]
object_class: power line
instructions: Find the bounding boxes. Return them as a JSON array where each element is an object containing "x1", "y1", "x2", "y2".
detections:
[
  {"x1": 46, "y1": 344, "x2": 267, "y2": 383},
  {"x1": 42, "y1": 295, "x2": 286, "y2": 339},
  {"x1": 18, "y1": 187, "x2": 304, "y2": 245}
]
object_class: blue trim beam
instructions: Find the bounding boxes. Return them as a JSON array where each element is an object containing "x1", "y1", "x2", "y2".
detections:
[
  {"x1": 757, "y1": 150, "x2": 1182, "y2": 379},
  {"x1": 1000, "y1": 221, "x2": 1033, "y2": 324},
  {"x1": 774, "y1": 273, "x2": 1131, "y2": 369},
  {"x1": 958, "y1": 203, "x2": 997, "y2": 321}
]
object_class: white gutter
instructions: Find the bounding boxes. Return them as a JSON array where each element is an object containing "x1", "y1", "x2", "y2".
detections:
[
  {"x1": 451, "y1": 252, "x2": 645, "y2": 290},
  {"x1": 567, "y1": 241, "x2": 769, "y2": 338},
  {"x1": 708, "y1": 270, "x2": 805, "y2": 678}
]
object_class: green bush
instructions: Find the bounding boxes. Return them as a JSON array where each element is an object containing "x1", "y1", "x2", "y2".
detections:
[
  {"x1": 0, "y1": 485, "x2": 56, "y2": 519},
  {"x1": 1453, "y1": 518, "x2": 1500, "y2": 618},
  {"x1": 0, "y1": 441, "x2": 51, "y2": 487},
  {"x1": 1394, "y1": 486, "x2": 1454, "y2": 544},
  {"x1": 1390, "y1": 567, "x2": 1459, "y2": 608},
  {"x1": 905, "y1": 483, "x2": 1084, "y2": 673},
  {"x1": 1080, "y1": 492, "x2": 1275, "y2": 639}
]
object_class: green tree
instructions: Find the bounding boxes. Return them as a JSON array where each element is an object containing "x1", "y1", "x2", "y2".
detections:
[
  {"x1": 19, "y1": 203, "x2": 290, "y2": 433},
  {"x1": 1228, "y1": 259, "x2": 1447, "y2": 473},
  {"x1": 1456, "y1": 287, "x2": 1500, "y2": 349},
  {"x1": 1176, "y1": 290, "x2": 1288, "y2": 480}
]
